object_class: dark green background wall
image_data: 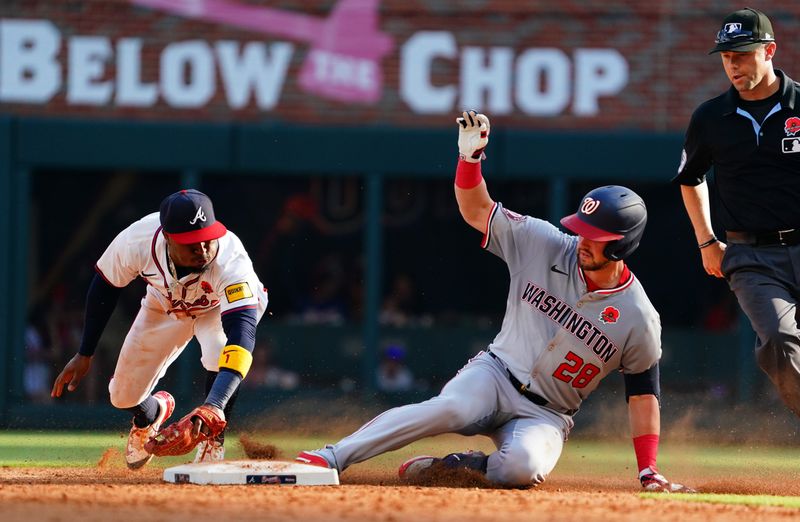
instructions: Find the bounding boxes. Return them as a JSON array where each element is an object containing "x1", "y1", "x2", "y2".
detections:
[{"x1": 0, "y1": 117, "x2": 757, "y2": 428}]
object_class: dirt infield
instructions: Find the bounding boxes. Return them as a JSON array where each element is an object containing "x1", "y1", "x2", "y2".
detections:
[{"x1": 2, "y1": 466, "x2": 799, "y2": 522}]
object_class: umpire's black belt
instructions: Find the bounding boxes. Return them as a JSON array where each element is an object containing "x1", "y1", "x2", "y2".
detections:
[
  {"x1": 726, "y1": 229, "x2": 800, "y2": 247},
  {"x1": 487, "y1": 351, "x2": 578, "y2": 416}
]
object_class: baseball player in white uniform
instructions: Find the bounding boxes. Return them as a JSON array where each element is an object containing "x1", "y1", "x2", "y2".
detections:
[
  {"x1": 297, "y1": 112, "x2": 692, "y2": 490},
  {"x1": 51, "y1": 189, "x2": 268, "y2": 469}
]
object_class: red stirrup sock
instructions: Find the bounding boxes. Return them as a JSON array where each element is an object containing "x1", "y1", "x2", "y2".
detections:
[{"x1": 633, "y1": 434, "x2": 659, "y2": 472}]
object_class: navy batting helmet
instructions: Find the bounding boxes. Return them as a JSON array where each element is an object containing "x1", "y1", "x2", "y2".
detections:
[{"x1": 560, "y1": 185, "x2": 647, "y2": 260}]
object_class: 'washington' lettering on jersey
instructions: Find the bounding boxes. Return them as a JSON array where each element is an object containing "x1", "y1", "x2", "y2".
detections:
[{"x1": 520, "y1": 281, "x2": 618, "y2": 364}]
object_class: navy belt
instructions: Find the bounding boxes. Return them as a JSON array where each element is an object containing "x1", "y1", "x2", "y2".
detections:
[
  {"x1": 487, "y1": 351, "x2": 577, "y2": 416},
  {"x1": 726, "y1": 229, "x2": 800, "y2": 247}
]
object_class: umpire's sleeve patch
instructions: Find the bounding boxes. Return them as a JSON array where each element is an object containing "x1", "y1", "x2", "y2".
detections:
[{"x1": 225, "y1": 282, "x2": 253, "y2": 303}]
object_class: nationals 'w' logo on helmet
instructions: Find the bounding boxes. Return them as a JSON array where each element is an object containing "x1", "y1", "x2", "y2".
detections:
[
  {"x1": 599, "y1": 306, "x2": 620, "y2": 324},
  {"x1": 560, "y1": 185, "x2": 648, "y2": 261}
]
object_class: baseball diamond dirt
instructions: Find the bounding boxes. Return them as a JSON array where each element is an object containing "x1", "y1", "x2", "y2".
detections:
[
  {"x1": 2, "y1": 465, "x2": 800, "y2": 522},
  {"x1": 2, "y1": 406, "x2": 798, "y2": 521}
]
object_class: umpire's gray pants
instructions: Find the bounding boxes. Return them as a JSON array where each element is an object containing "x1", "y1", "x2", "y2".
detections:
[{"x1": 723, "y1": 243, "x2": 800, "y2": 416}]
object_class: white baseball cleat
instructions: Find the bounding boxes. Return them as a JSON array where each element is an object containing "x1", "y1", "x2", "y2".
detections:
[
  {"x1": 194, "y1": 438, "x2": 225, "y2": 463},
  {"x1": 639, "y1": 466, "x2": 697, "y2": 493},
  {"x1": 125, "y1": 391, "x2": 175, "y2": 470}
]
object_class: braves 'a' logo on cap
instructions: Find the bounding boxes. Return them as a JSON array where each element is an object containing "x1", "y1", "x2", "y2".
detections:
[
  {"x1": 580, "y1": 197, "x2": 601, "y2": 215},
  {"x1": 599, "y1": 306, "x2": 620, "y2": 324},
  {"x1": 189, "y1": 207, "x2": 207, "y2": 225},
  {"x1": 785, "y1": 117, "x2": 800, "y2": 136}
]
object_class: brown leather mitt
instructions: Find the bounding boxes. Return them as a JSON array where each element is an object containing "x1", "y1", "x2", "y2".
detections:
[{"x1": 145, "y1": 404, "x2": 226, "y2": 457}]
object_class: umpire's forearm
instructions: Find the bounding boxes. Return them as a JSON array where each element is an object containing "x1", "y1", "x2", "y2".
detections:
[{"x1": 680, "y1": 183, "x2": 716, "y2": 243}]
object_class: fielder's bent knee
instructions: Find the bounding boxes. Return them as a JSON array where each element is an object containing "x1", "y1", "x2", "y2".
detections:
[{"x1": 108, "y1": 380, "x2": 147, "y2": 409}]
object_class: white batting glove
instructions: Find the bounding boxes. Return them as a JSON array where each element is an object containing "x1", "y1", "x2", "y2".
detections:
[
  {"x1": 639, "y1": 467, "x2": 696, "y2": 493},
  {"x1": 456, "y1": 110, "x2": 490, "y2": 163}
]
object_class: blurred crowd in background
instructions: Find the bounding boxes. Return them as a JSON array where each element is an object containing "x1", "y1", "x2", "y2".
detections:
[{"x1": 23, "y1": 172, "x2": 740, "y2": 404}]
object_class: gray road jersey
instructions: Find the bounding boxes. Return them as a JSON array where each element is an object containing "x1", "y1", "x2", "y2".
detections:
[{"x1": 483, "y1": 203, "x2": 662, "y2": 412}]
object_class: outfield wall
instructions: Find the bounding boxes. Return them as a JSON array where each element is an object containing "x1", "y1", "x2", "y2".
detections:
[
  {"x1": 0, "y1": 116, "x2": 761, "y2": 428},
  {"x1": 0, "y1": 0, "x2": 782, "y2": 427}
]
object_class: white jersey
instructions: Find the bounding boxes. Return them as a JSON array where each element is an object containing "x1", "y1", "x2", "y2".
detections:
[
  {"x1": 96, "y1": 213, "x2": 265, "y2": 318},
  {"x1": 482, "y1": 203, "x2": 661, "y2": 412}
]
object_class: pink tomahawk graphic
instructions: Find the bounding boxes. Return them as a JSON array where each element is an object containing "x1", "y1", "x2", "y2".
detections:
[{"x1": 132, "y1": 0, "x2": 394, "y2": 104}]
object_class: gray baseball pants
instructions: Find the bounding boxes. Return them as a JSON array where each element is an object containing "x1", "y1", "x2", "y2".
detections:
[
  {"x1": 723, "y1": 243, "x2": 800, "y2": 416},
  {"x1": 324, "y1": 351, "x2": 572, "y2": 486}
]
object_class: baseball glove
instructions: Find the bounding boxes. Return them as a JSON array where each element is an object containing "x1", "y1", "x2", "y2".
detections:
[{"x1": 145, "y1": 404, "x2": 226, "y2": 457}]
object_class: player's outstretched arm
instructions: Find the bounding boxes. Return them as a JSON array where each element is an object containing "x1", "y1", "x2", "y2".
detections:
[
  {"x1": 51, "y1": 273, "x2": 123, "y2": 398},
  {"x1": 454, "y1": 110, "x2": 495, "y2": 232},
  {"x1": 147, "y1": 309, "x2": 257, "y2": 456},
  {"x1": 628, "y1": 394, "x2": 695, "y2": 492}
]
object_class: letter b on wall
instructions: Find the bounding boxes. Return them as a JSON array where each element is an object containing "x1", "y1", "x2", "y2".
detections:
[{"x1": 0, "y1": 20, "x2": 61, "y2": 103}]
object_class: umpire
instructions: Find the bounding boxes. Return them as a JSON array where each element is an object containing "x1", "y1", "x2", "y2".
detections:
[{"x1": 674, "y1": 7, "x2": 800, "y2": 417}]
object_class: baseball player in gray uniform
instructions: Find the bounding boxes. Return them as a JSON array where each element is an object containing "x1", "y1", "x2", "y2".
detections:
[{"x1": 297, "y1": 112, "x2": 692, "y2": 490}]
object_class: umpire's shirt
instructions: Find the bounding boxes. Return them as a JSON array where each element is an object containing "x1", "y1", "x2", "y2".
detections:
[{"x1": 674, "y1": 69, "x2": 800, "y2": 233}]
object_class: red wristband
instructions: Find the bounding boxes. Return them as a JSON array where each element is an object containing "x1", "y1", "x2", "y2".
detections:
[
  {"x1": 455, "y1": 159, "x2": 483, "y2": 189},
  {"x1": 632, "y1": 434, "x2": 659, "y2": 472}
]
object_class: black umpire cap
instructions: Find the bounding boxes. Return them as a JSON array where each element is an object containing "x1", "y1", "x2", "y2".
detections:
[{"x1": 709, "y1": 7, "x2": 775, "y2": 54}]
